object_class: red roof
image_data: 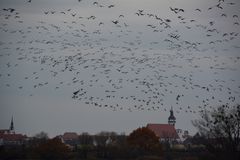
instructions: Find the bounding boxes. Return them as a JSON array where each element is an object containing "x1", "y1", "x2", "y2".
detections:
[
  {"x1": 147, "y1": 124, "x2": 179, "y2": 139},
  {"x1": 0, "y1": 130, "x2": 10, "y2": 135},
  {"x1": 62, "y1": 132, "x2": 78, "y2": 141},
  {"x1": 0, "y1": 133, "x2": 26, "y2": 141}
]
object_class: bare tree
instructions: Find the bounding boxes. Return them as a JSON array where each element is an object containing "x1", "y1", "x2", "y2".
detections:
[
  {"x1": 192, "y1": 104, "x2": 240, "y2": 160},
  {"x1": 94, "y1": 131, "x2": 110, "y2": 147},
  {"x1": 79, "y1": 132, "x2": 93, "y2": 146},
  {"x1": 78, "y1": 132, "x2": 93, "y2": 159},
  {"x1": 34, "y1": 131, "x2": 48, "y2": 140}
]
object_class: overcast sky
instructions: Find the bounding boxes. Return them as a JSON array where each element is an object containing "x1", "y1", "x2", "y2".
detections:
[{"x1": 0, "y1": 0, "x2": 240, "y2": 137}]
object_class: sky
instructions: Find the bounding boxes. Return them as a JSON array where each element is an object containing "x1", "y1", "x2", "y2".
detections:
[{"x1": 0, "y1": 0, "x2": 240, "y2": 137}]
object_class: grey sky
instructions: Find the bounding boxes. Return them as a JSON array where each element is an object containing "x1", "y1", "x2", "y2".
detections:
[{"x1": 0, "y1": 0, "x2": 240, "y2": 137}]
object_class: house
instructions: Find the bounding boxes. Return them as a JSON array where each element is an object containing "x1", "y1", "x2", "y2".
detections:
[
  {"x1": 58, "y1": 132, "x2": 79, "y2": 147},
  {"x1": 176, "y1": 129, "x2": 191, "y2": 142},
  {"x1": 0, "y1": 130, "x2": 12, "y2": 135},
  {"x1": 0, "y1": 133, "x2": 27, "y2": 146}
]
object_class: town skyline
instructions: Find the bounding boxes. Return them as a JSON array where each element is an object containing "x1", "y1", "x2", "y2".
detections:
[{"x1": 2, "y1": 107, "x2": 189, "y2": 138}]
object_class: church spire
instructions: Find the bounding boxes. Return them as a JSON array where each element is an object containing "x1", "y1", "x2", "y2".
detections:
[
  {"x1": 168, "y1": 107, "x2": 176, "y2": 126},
  {"x1": 9, "y1": 116, "x2": 14, "y2": 132}
]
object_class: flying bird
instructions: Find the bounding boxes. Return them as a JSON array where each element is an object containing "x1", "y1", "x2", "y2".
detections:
[
  {"x1": 108, "y1": 5, "x2": 115, "y2": 8},
  {"x1": 233, "y1": 15, "x2": 238, "y2": 18},
  {"x1": 195, "y1": 8, "x2": 201, "y2": 12},
  {"x1": 112, "y1": 20, "x2": 119, "y2": 24}
]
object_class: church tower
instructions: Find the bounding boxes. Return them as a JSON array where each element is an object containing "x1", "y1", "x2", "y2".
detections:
[
  {"x1": 168, "y1": 107, "x2": 176, "y2": 126},
  {"x1": 9, "y1": 116, "x2": 15, "y2": 133}
]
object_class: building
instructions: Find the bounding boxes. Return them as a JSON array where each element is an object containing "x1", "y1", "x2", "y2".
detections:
[
  {"x1": 0, "y1": 116, "x2": 15, "y2": 135},
  {"x1": 58, "y1": 132, "x2": 79, "y2": 147},
  {"x1": 168, "y1": 107, "x2": 176, "y2": 126},
  {"x1": 176, "y1": 129, "x2": 191, "y2": 142},
  {"x1": 0, "y1": 117, "x2": 27, "y2": 146},
  {"x1": 147, "y1": 124, "x2": 179, "y2": 142},
  {"x1": 147, "y1": 107, "x2": 179, "y2": 142}
]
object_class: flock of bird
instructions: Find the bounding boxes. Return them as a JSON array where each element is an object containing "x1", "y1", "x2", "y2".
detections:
[{"x1": 0, "y1": 0, "x2": 239, "y2": 114}]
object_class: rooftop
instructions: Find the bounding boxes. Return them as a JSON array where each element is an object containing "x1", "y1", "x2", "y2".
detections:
[{"x1": 147, "y1": 123, "x2": 179, "y2": 139}]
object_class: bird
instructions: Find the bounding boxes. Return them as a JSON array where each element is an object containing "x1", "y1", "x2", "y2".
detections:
[
  {"x1": 209, "y1": 21, "x2": 214, "y2": 26},
  {"x1": 99, "y1": 22, "x2": 104, "y2": 26},
  {"x1": 179, "y1": 9, "x2": 184, "y2": 12},
  {"x1": 233, "y1": 22, "x2": 239, "y2": 25},
  {"x1": 108, "y1": 5, "x2": 115, "y2": 8},
  {"x1": 0, "y1": 0, "x2": 239, "y2": 115},
  {"x1": 228, "y1": 2, "x2": 235, "y2": 5},
  {"x1": 233, "y1": 15, "x2": 238, "y2": 18},
  {"x1": 195, "y1": 8, "x2": 201, "y2": 12},
  {"x1": 165, "y1": 19, "x2": 171, "y2": 23},
  {"x1": 216, "y1": 3, "x2": 223, "y2": 9},
  {"x1": 112, "y1": 20, "x2": 118, "y2": 24},
  {"x1": 73, "y1": 90, "x2": 80, "y2": 95},
  {"x1": 3, "y1": 8, "x2": 15, "y2": 13},
  {"x1": 93, "y1": 2, "x2": 98, "y2": 5},
  {"x1": 87, "y1": 16, "x2": 96, "y2": 19},
  {"x1": 221, "y1": 13, "x2": 227, "y2": 17}
]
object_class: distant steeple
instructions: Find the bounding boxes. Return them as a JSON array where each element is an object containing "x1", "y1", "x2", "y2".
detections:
[
  {"x1": 168, "y1": 107, "x2": 176, "y2": 126},
  {"x1": 9, "y1": 116, "x2": 14, "y2": 132}
]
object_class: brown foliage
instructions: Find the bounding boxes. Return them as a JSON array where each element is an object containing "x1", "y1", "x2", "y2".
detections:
[
  {"x1": 34, "y1": 138, "x2": 70, "y2": 159},
  {"x1": 127, "y1": 127, "x2": 162, "y2": 153}
]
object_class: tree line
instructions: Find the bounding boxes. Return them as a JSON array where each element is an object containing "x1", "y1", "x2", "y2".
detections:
[{"x1": 0, "y1": 104, "x2": 239, "y2": 160}]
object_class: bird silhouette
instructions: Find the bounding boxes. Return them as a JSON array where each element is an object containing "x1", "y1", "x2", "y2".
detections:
[
  {"x1": 195, "y1": 8, "x2": 201, "y2": 12},
  {"x1": 112, "y1": 20, "x2": 118, "y2": 24}
]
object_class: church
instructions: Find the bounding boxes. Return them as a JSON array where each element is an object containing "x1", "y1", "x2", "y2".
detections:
[
  {"x1": 0, "y1": 117, "x2": 27, "y2": 146},
  {"x1": 146, "y1": 107, "x2": 179, "y2": 142},
  {"x1": 0, "y1": 117, "x2": 15, "y2": 135}
]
